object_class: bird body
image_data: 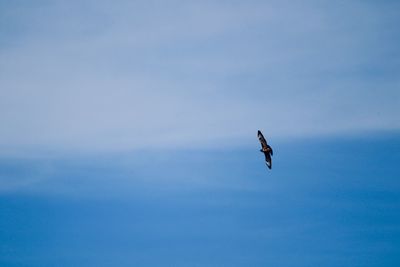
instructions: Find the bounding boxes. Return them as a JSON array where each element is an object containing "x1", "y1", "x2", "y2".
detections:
[{"x1": 257, "y1": 130, "x2": 273, "y2": 169}]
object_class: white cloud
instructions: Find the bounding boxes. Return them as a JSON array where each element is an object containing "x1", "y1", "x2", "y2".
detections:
[{"x1": 0, "y1": 0, "x2": 399, "y2": 154}]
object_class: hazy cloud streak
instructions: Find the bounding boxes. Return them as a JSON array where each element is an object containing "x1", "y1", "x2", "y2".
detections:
[{"x1": 0, "y1": 0, "x2": 399, "y2": 153}]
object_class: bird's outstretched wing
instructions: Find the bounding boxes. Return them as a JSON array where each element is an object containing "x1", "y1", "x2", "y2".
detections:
[
  {"x1": 258, "y1": 130, "x2": 273, "y2": 169},
  {"x1": 264, "y1": 152, "x2": 272, "y2": 169},
  {"x1": 257, "y1": 130, "x2": 268, "y2": 150}
]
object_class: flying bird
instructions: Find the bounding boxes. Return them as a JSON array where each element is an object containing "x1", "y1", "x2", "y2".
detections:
[{"x1": 257, "y1": 130, "x2": 273, "y2": 169}]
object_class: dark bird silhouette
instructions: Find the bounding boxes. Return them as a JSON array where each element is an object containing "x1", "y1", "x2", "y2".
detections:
[{"x1": 257, "y1": 130, "x2": 273, "y2": 169}]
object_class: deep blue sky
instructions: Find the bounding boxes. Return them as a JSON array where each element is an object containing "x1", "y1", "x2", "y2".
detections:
[
  {"x1": 1, "y1": 133, "x2": 400, "y2": 266},
  {"x1": 1, "y1": 1, "x2": 400, "y2": 266}
]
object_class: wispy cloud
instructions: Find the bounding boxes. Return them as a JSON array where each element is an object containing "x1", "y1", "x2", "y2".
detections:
[{"x1": 0, "y1": 0, "x2": 399, "y2": 153}]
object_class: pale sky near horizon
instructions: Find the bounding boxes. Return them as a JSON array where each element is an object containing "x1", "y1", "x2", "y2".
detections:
[{"x1": 1, "y1": 0, "x2": 399, "y2": 153}]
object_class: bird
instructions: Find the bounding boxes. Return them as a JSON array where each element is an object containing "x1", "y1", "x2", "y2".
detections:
[{"x1": 257, "y1": 130, "x2": 273, "y2": 169}]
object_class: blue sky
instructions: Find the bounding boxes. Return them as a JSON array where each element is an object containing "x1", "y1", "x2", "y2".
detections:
[
  {"x1": 0, "y1": 1, "x2": 400, "y2": 266},
  {"x1": 1, "y1": 135, "x2": 399, "y2": 266}
]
